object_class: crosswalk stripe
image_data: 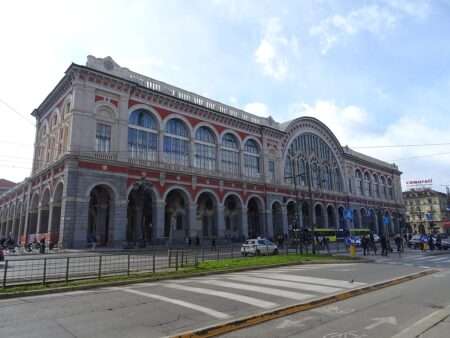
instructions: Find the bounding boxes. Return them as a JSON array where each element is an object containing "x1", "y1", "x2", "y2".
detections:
[
  {"x1": 119, "y1": 288, "x2": 230, "y2": 319},
  {"x1": 196, "y1": 279, "x2": 312, "y2": 301},
  {"x1": 165, "y1": 283, "x2": 277, "y2": 309},
  {"x1": 245, "y1": 273, "x2": 365, "y2": 288},
  {"x1": 426, "y1": 257, "x2": 450, "y2": 262},
  {"x1": 410, "y1": 256, "x2": 433, "y2": 261},
  {"x1": 226, "y1": 275, "x2": 342, "y2": 294}
]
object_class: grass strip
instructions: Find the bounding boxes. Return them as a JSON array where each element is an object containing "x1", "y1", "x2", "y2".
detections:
[{"x1": 0, "y1": 254, "x2": 361, "y2": 297}]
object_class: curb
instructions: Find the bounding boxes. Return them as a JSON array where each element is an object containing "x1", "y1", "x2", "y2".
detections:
[
  {"x1": 167, "y1": 269, "x2": 438, "y2": 338},
  {"x1": 0, "y1": 257, "x2": 365, "y2": 300}
]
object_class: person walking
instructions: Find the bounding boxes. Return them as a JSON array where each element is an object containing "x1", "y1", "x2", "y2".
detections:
[
  {"x1": 39, "y1": 237, "x2": 46, "y2": 254},
  {"x1": 428, "y1": 234, "x2": 434, "y2": 251},
  {"x1": 361, "y1": 235, "x2": 369, "y2": 256},
  {"x1": 394, "y1": 234, "x2": 402, "y2": 257},
  {"x1": 380, "y1": 234, "x2": 388, "y2": 256}
]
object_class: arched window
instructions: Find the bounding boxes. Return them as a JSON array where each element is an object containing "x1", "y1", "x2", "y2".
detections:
[
  {"x1": 380, "y1": 176, "x2": 387, "y2": 199},
  {"x1": 194, "y1": 126, "x2": 216, "y2": 170},
  {"x1": 387, "y1": 178, "x2": 393, "y2": 200},
  {"x1": 128, "y1": 109, "x2": 158, "y2": 161},
  {"x1": 356, "y1": 170, "x2": 363, "y2": 195},
  {"x1": 164, "y1": 118, "x2": 190, "y2": 166},
  {"x1": 284, "y1": 133, "x2": 342, "y2": 192},
  {"x1": 221, "y1": 133, "x2": 240, "y2": 175},
  {"x1": 364, "y1": 172, "x2": 372, "y2": 196},
  {"x1": 373, "y1": 174, "x2": 380, "y2": 198},
  {"x1": 243, "y1": 139, "x2": 260, "y2": 177}
]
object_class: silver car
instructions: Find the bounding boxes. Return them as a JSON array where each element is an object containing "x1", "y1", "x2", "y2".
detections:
[{"x1": 241, "y1": 238, "x2": 279, "y2": 256}]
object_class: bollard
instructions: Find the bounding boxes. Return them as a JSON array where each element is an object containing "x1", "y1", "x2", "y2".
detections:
[
  {"x1": 127, "y1": 254, "x2": 131, "y2": 276},
  {"x1": 175, "y1": 251, "x2": 179, "y2": 271},
  {"x1": 152, "y1": 252, "x2": 156, "y2": 273},
  {"x1": 98, "y1": 255, "x2": 103, "y2": 279},
  {"x1": 168, "y1": 249, "x2": 172, "y2": 268},
  {"x1": 181, "y1": 249, "x2": 184, "y2": 268}
]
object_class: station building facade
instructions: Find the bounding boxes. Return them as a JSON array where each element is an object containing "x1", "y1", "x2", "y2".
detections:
[{"x1": 0, "y1": 56, "x2": 404, "y2": 248}]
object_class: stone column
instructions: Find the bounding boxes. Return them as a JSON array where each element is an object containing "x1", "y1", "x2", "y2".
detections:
[
  {"x1": 324, "y1": 208, "x2": 329, "y2": 228},
  {"x1": 46, "y1": 200, "x2": 54, "y2": 245},
  {"x1": 112, "y1": 199, "x2": 127, "y2": 247},
  {"x1": 35, "y1": 202, "x2": 42, "y2": 237},
  {"x1": 242, "y1": 207, "x2": 248, "y2": 239},
  {"x1": 281, "y1": 205, "x2": 288, "y2": 236},
  {"x1": 265, "y1": 208, "x2": 273, "y2": 239},
  {"x1": 217, "y1": 204, "x2": 225, "y2": 240},
  {"x1": 153, "y1": 200, "x2": 166, "y2": 243},
  {"x1": 189, "y1": 204, "x2": 198, "y2": 238}
]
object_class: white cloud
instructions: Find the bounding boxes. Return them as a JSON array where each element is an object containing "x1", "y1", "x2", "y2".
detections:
[
  {"x1": 310, "y1": 1, "x2": 431, "y2": 54},
  {"x1": 244, "y1": 102, "x2": 271, "y2": 117},
  {"x1": 254, "y1": 17, "x2": 299, "y2": 80}
]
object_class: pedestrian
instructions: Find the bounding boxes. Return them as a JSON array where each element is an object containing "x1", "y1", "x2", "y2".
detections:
[
  {"x1": 90, "y1": 233, "x2": 97, "y2": 250},
  {"x1": 380, "y1": 234, "x2": 388, "y2": 256},
  {"x1": 323, "y1": 236, "x2": 330, "y2": 254},
  {"x1": 211, "y1": 238, "x2": 216, "y2": 249},
  {"x1": 188, "y1": 236, "x2": 192, "y2": 246},
  {"x1": 428, "y1": 234, "x2": 434, "y2": 251},
  {"x1": 394, "y1": 234, "x2": 402, "y2": 256},
  {"x1": 39, "y1": 237, "x2": 46, "y2": 254},
  {"x1": 195, "y1": 236, "x2": 200, "y2": 246},
  {"x1": 436, "y1": 236, "x2": 442, "y2": 250},
  {"x1": 361, "y1": 235, "x2": 369, "y2": 256}
]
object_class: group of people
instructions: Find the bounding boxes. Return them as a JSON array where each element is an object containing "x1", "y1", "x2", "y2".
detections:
[{"x1": 360, "y1": 232, "x2": 404, "y2": 256}]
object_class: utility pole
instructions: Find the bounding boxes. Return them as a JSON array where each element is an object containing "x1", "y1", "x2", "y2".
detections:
[{"x1": 305, "y1": 160, "x2": 316, "y2": 254}]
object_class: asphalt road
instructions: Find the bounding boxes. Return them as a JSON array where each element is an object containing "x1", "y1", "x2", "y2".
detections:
[{"x1": 0, "y1": 261, "x2": 425, "y2": 338}]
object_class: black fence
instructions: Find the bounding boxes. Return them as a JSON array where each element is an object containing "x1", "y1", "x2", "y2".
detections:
[{"x1": 1, "y1": 242, "x2": 350, "y2": 288}]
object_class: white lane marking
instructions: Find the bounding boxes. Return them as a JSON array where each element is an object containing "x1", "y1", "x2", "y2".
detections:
[
  {"x1": 420, "y1": 266, "x2": 431, "y2": 269},
  {"x1": 426, "y1": 256, "x2": 450, "y2": 262},
  {"x1": 196, "y1": 280, "x2": 312, "y2": 301},
  {"x1": 410, "y1": 256, "x2": 433, "y2": 261},
  {"x1": 245, "y1": 273, "x2": 365, "y2": 288},
  {"x1": 165, "y1": 283, "x2": 277, "y2": 309},
  {"x1": 442, "y1": 259, "x2": 450, "y2": 263},
  {"x1": 226, "y1": 275, "x2": 342, "y2": 294},
  {"x1": 118, "y1": 288, "x2": 230, "y2": 319}
]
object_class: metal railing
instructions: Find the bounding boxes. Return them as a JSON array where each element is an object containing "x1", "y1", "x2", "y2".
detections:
[{"x1": 0, "y1": 242, "x2": 352, "y2": 288}]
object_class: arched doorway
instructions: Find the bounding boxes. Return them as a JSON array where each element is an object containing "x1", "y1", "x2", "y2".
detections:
[
  {"x1": 302, "y1": 202, "x2": 310, "y2": 229},
  {"x1": 88, "y1": 185, "x2": 113, "y2": 246},
  {"x1": 353, "y1": 209, "x2": 360, "y2": 228},
  {"x1": 127, "y1": 179, "x2": 155, "y2": 246},
  {"x1": 224, "y1": 194, "x2": 242, "y2": 241},
  {"x1": 27, "y1": 193, "x2": 39, "y2": 242},
  {"x1": 39, "y1": 189, "x2": 51, "y2": 237},
  {"x1": 315, "y1": 204, "x2": 325, "y2": 228},
  {"x1": 50, "y1": 184, "x2": 63, "y2": 245},
  {"x1": 196, "y1": 192, "x2": 218, "y2": 240},
  {"x1": 247, "y1": 197, "x2": 264, "y2": 238},
  {"x1": 287, "y1": 201, "x2": 297, "y2": 231},
  {"x1": 338, "y1": 206, "x2": 345, "y2": 229},
  {"x1": 272, "y1": 202, "x2": 283, "y2": 240},
  {"x1": 164, "y1": 189, "x2": 189, "y2": 242},
  {"x1": 327, "y1": 205, "x2": 336, "y2": 228},
  {"x1": 360, "y1": 208, "x2": 367, "y2": 228}
]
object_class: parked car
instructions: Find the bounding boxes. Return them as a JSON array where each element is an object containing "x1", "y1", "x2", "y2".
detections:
[
  {"x1": 408, "y1": 234, "x2": 428, "y2": 249},
  {"x1": 241, "y1": 238, "x2": 278, "y2": 256},
  {"x1": 441, "y1": 238, "x2": 450, "y2": 250}
]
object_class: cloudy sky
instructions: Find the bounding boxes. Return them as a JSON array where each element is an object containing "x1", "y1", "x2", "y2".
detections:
[{"x1": 1, "y1": 0, "x2": 449, "y2": 191}]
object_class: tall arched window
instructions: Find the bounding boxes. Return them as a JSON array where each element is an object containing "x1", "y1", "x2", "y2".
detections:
[
  {"x1": 128, "y1": 109, "x2": 158, "y2": 161},
  {"x1": 164, "y1": 118, "x2": 190, "y2": 166},
  {"x1": 284, "y1": 133, "x2": 342, "y2": 192},
  {"x1": 364, "y1": 172, "x2": 372, "y2": 196},
  {"x1": 194, "y1": 126, "x2": 216, "y2": 170},
  {"x1": 373, "y1": 174, "x2": 380, "y2": 198},
  {"x1": 221, "y1": 133, "x2": 240, "y2": 175},
  {"x1": 387, "y1": 178, "x2": 393, "y2": 200},
  {"x1": 243, "y1": 139, "x2": 260, "y2": 177},
  {"x1": 380, "y1": 176, "x2": 387, "y2": 199},
  {"x1": 356, "y1": 170, "x2": 363, "y2": 195}
]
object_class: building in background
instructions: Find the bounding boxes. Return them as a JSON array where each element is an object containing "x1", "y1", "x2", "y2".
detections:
[
  {"x1": 403, "y1": 189, "x2": 450, "y2": 234},
  {"x1": 0, "y1": 56, "x2": 404, "y2": 248},
  {"x1": 0, "y1": 179, "x2": 16, "y2": 196}
]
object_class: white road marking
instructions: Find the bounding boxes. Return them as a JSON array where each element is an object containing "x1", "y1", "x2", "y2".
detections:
[
  {"x1": 226, "y1": 275, "x2": 342, "y2": 294},
  {"x1": 118, "y1": 288, "x2": 230, "y2": 319},
  {"x1": 165, "y1": 283, "x2": 277, "y2": 309},
  {"x1": 426, "y1": 256, "x2": 450, "y2": 262},
  {"x1": 196, "y1": 279, "x2": 312, "y2": 301},
  {"x1": 245, "y1": 273, "x2": 365, "y2": 288}
]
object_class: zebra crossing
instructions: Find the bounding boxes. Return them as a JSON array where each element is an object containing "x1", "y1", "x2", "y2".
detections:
[
  {"x1": 112, "y1": 264, "x2": 365, "y2": 320},
  {"x1": 374, "y1": 252, "x2": 450, "y2": 268}
]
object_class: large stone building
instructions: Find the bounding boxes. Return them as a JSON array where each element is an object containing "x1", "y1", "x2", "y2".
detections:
[
  {"x1": 403, "y1": 189, "x2": 450, "y2": 234},
  {"x1": 0, "y1": 56, "x2": 404, "y2": 248}
]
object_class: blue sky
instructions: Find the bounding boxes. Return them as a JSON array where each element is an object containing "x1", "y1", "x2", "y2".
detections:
[{"x1": 1, "y1": 0, "x2": 450, "y2": 190}]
